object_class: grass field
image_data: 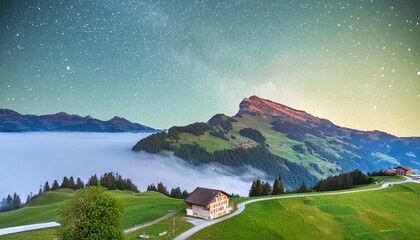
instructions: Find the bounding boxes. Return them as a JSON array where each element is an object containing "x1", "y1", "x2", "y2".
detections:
[
  {"x1": 189, "y1": 183, "x2": 420, "y2": 240},
  {"x1": 0, "y1": 228, "x2": 56, "y2": 240},
  {"x1": 0, "y1": 189, "x2": 73, "y2": 228},
  {"x1": 0, "y1": 189, "x2": 185, "y2": 238},
  {"x1": 126, "y1": 212, "x2": 194, "y2": 240}
]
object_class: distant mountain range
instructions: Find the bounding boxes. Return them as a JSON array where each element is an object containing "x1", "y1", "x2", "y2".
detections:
[
  {"x1": 0, "y1": 109, "x2": 156, "y2": 132},
  {"x1": 133, "y1": 95, "x2": 420, "y2": 189}
]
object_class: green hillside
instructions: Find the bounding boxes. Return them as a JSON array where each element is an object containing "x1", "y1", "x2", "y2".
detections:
[
  {"x1": 190, "y1": 183, "x2": 420, "y2": 240},
  {"x1": 132, "y1": 96, "x2": 420, "y2": 189},
  {"x1": 0, "y1": 189, "x2": 184, "y2": 230}
]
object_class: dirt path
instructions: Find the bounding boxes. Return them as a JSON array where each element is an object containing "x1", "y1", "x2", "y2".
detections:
[
  {"x1": 174, "y1": 177, "x2": 417, "y2": 240},
  {"x1": 124, "y1": 211, "x2": 178, "y2": 234}
]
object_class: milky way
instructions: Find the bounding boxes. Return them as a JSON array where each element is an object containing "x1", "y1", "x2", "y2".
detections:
[{"x1": 0, "y1": 1, "x2": 419, "y2": 136}]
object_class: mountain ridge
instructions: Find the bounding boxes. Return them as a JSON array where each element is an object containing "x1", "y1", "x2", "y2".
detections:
[
  {"x1": 0, "y1": 109, "x2": 156, "y2": 132},
  {"x1": 132, "y1": 95, "x2": 420, "y2": 188},
  {"x1": 238, "y1": 95, "x2": 399, "y2": 138}
]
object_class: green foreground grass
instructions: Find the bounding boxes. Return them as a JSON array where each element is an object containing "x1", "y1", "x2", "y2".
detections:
[
  {"x1": 126, "y1": 212, "x2": 194, "y2": 240},
  {"x1": 190, "y1": 183, "x2": 420, "y2": 240},
  {"x1": 0, "y1": 189, "x2": 185, "y2": 239},
  {"x1": 0, "y1": 228, "x2": 56, "y2": 240}
]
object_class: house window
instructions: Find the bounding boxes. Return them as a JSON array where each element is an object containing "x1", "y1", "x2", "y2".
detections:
[
  {"x1": 203, "y1": 206, "x2": 210, "y2": 211},
  {"x1": 187, "y1": 204, "x2": 192, "y2": 209}
]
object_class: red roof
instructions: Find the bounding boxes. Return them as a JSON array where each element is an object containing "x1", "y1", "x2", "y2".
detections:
[
  {"x1": 185, "y1": 187, "x2": 230, "y2": 207},
  {"x1": 394, "y1": 166, "x2": 413, "y2": 171}
]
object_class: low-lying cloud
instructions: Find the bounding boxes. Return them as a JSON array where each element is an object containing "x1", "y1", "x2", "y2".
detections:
[{"x1": 0, "y1": 132, "x2": 265, "y2": 199}]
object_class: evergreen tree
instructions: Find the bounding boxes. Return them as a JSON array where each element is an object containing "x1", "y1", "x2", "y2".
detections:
[
  {"x1": 87, "y1": 174, "x2": 99, "y2": 187},
  {"x1": 249, "y1": 179, "x2": 263, "y2": 197},
  {"x1": 51, "y1": 180, "x2": 60, "y2": 190},
  {"x1": 157, "y1": 182, "x2": 168, "y2": 196},
  {"x1": 249, "y1": 181, "x2": 255, "y2": 197},
  {"x1": 12, "y1": 193, "x2": 21, "y2": 210},
  {"x1": 181, "y1": 190, "x2": 189, "y2": 199},
  {"x1": 43, "y1": 181, "x2": 50, "y2": 192},
  {"x1": 75, "y1": 177, "x2": 84, "y2": 189},
  {"x1": 100, "y1": 172, "x2": 117, "y2": 190},
  {"x1": 26, "y1": 194, "x2": 32, "y2": 204},
  {"x1": 0, "y1": 198, "x2": 6, "y2": 212},
  {"x1": 272, "y1": 177, "x2": 284, "y2": 195},
  {"x1": 255, "y1": 179, "x2": 263, "y2": 196},
  {"x1": 68, "y1": 176, "x2": 76, "y2": 190},
  {"x1": 61, "y1": 177, "x2": 70, "y2": 189},
  {"x1": 147, "y1": 183, "x2": 157, "y2": 191},
  {"x1": 0, "y1": 196, "x2": 13, "y2": 212},
  {"x1": 124, "y1": 178, "x2": 139, "y2": 192},
  {"x1": 170, "y1": 187, "x2": 182, "y2": 199},
  {"x1": 262, "y1": 182, "x2": 272, "y2": 196}
]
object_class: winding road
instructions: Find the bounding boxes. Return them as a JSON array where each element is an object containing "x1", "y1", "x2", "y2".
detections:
[{"x1": 174, "y1": 177, "x2": 418, "y2": 240}]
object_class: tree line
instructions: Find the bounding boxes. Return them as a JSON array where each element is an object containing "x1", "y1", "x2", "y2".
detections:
[
  {"x1": 368, "y1": 170, "x2": 391, "y2": 176},
  {"x1": 146, "y1": 182, "x2": 190, "y2": 199},
  {"x1": 313, "y1": 169, "x2": 373, "y2": 191},
  {"x1": 1, "y1": 172, "x2": 138, "y2": 212},
  {"x1": 249, "y1": 177, "x2": 285, "y2": 197},
  {"x1": 0, "y1": 193, "x2": 21, "y2": 212},
  {"x1": 249, "y1": 169, "x2": 374, "y2": 196},
  {"x1": 40, "y1": 172, "x2": 139, "y2": 194}
]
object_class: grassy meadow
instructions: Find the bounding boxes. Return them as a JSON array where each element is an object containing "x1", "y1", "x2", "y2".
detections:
[
  {"x1": 190, "y1": 183, "x2": 420, "y2": 240},
  {"x1": 126, "y1": 212, "x2": 194, "y2": 240},
  {"x1": 0, "y1": 189, "x2": 185, "y2": 239}
]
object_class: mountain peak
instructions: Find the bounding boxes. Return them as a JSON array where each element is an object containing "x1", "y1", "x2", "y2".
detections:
[
  {"x1": 108, "y1": 116, "x2": 129, "y2": 124},
  {"x1": 237, "y1": 95, "x2": 312, "y2": 122}
]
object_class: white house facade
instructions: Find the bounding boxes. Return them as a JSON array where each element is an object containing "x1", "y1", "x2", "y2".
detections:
[{"x1": 185, "y1": 187, "x2": 232, "y2": 220}]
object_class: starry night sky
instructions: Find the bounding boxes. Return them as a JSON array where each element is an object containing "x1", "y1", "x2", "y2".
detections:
[{"x1": 1, "y1": 1, "x2": 419, "y2": 136}]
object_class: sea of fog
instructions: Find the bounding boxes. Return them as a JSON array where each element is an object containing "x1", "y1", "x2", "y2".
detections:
[{"x1": 0, "y1": 132, "x2": 263, "y2": 199}]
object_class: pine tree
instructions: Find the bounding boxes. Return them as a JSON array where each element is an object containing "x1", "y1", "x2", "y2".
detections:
[
  {"x1": 170, "y1": 187, "x2": 182, "y2": 199},
  {"x1": 26, "y1": 194, "x2": 31, "y2": 204},
  {"x1": 43, "y1": 181, "x2": 50, "y2": 192},
  {"x1": 249, "y1": 181, "x2": 256, "y2": 197},
  {"x1": 249, "y1": 179, "x2": 263, "y2": 197},
  {"x1": 61, "y1": 177, "x2": 70, "y2": 189},
  {"x1": 12, "y1": 193, "x2": 21, "y2": 210},
  {"x1": 157, "y1": 182, "x2": 168, "y2": 196},
  {"x1": 75, "y1": 177, "x2": 84, "y2": 189},
  {"x1": 262, "y1": 182, "x2": 272, "y2": 196},
  {"x1": 272, "y1": 177, "x2": 284, "y2": 195},
  {"x1": 87, "y1": 174, "x2": 99, "y2": 187},
  {"x1": 68, "y1": 177, "x2": 75, "y2": 190},
  {"x1": 147, "y1": 183, "x2": 157, "y2": 191},
  {"x1": 51, "y1": 180, "x2": 60, "y2": 190},
  {"x1": 181, "y1": 190, "x2": 189, "y2": 199},
  {"x1": 255, "y1": 179, "x2": 263, "y2": 196}
]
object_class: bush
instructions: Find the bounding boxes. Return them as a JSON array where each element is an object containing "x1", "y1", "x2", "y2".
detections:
[{"x1": 58, "y1": 186, "x2": 124, "y2": 240}]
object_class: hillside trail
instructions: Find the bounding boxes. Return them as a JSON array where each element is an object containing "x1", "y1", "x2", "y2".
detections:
[
  {"x1": 174, "y1": 176, "x2": 418, "y2": 240},
  {"x1": 124, "y1": 211, "x2": 178, "y2": 234}
]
